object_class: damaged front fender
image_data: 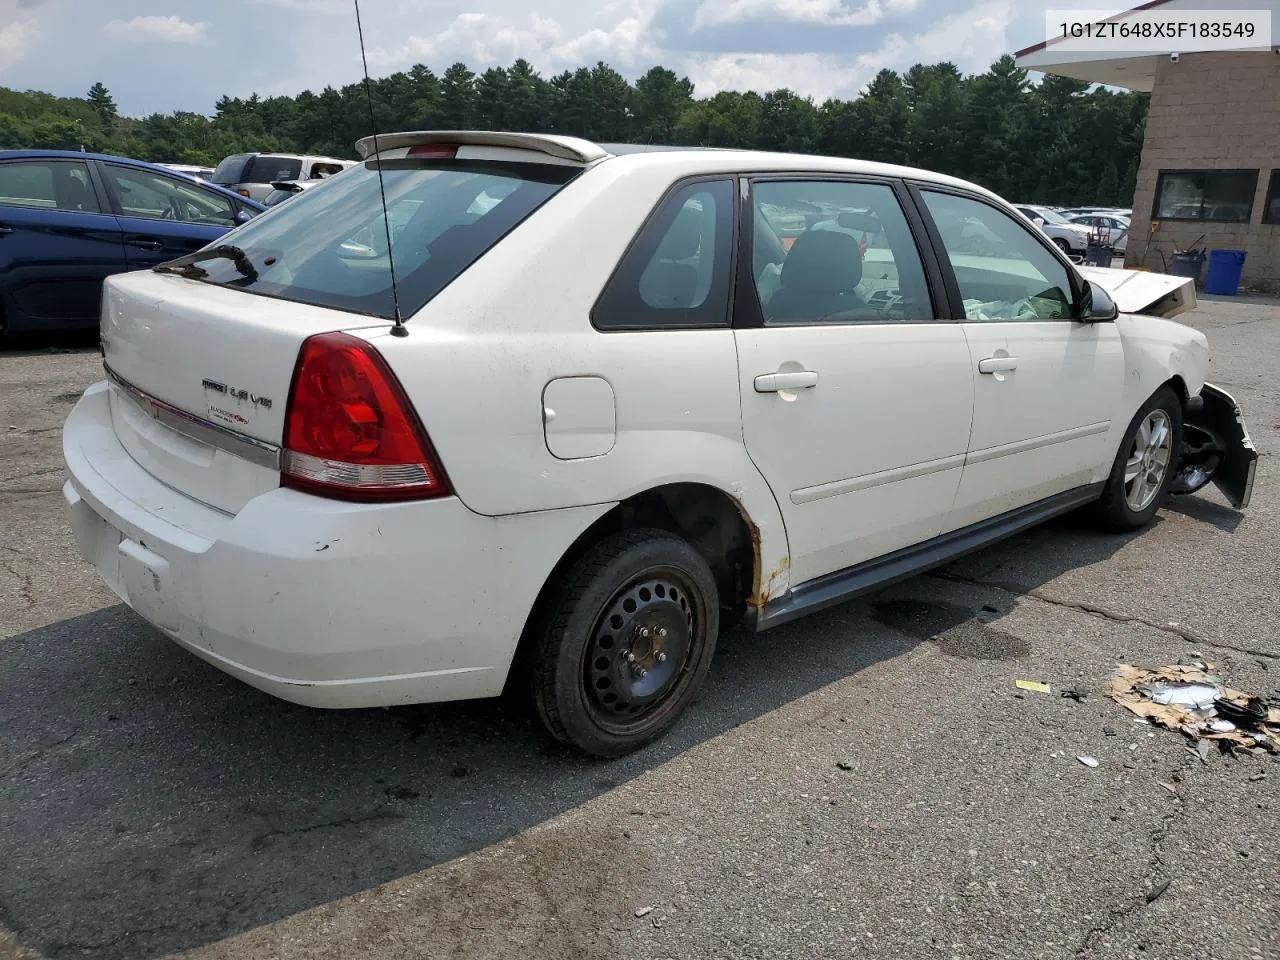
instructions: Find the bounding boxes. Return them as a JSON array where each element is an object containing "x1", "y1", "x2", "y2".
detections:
[{"x1": 1171, "y1": 383, "x2": 1258, "y2": 510}]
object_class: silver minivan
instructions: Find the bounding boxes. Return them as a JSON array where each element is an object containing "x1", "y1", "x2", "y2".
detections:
[{"x1": 211, "y1": 152, "x2": 354, "y2": 203}]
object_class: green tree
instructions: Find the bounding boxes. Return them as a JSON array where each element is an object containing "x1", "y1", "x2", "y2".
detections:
[{"x1": 87, "y1": 82, "x2": 116, "y2": 123}]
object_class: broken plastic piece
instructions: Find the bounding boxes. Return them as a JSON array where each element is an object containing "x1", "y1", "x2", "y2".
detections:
[
  {"x1": 1016, "y1": 679, "x2": 1051, "y2": 694},
  {"x1": 1209, "y1": 719, "x2": 1237, "y2": 733},
  {"x1": 634, "y1": 906, "x2": 654, "y2": 918},
  {"x1": 1077, "y1": 755, "x2": 1099, "y2": 768}
]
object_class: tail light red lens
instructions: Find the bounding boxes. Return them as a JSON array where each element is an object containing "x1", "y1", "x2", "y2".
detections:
[{"x1": 281, "y1": 332, "x2": 450, "y2": 502}]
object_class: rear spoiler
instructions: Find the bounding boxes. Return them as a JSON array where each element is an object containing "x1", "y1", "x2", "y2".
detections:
[{"x1": 353, "y1": 130, "x2": 609, "y2": 165}]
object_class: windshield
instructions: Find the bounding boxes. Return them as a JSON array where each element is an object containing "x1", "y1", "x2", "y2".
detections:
[
  {"x1": 1031, "y1": 207, "x2": 1068, "y2": 224},
  {"x1": 197, "y1": 157, "x2": 580, "y2": 319}
]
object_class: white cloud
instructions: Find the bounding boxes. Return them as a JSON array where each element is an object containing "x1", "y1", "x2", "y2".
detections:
[
  {"x1": 367, "y1": 3, "x2": 661, "y2": 75},
  {"x1": 693, "y1": 0, "x2": 920, "y2": 30},
  {"x1": 687, "y1": 0, "x2": 1016, "y2": 99},
  {"x1": 0, "y1": 19, "x2": 40, "y2": 69},
  {"x1": 105, "y1": 15, "x2": 209, "y2": 44}
]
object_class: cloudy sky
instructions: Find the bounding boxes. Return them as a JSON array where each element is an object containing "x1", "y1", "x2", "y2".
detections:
[{"x1": 0, "y1": 0, "x2": 1130, "y2": 116}]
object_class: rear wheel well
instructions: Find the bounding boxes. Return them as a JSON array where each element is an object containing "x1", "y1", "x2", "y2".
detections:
[{"x1": 506, "y1": 484, "x2": 757, "y2": 693}]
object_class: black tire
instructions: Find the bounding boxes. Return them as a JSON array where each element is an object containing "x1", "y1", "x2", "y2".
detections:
[
  {"x1": 1094, "y1": 385, "x2": 1183, "y2": 531},
  {"x1": 1053, "y1": 237, "x2": 1073, "y2": 256},
  {"x1": 531, "y1": 529, "x2": 719, "y2": 758}
]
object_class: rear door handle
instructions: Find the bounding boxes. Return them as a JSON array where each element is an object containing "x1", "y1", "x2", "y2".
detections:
[
  {"x1": 125, "y1": 238, "x2": 163, "y2": 250},
  {"x1": 977, "y1": 356, "x2": 1018, "y2": 374},
  {"x1": 0, "y1": 224, "x2": 13, "y2": 235},
  {"x1": 755, "y1": 370, "x2": 819, "y2": 392}
]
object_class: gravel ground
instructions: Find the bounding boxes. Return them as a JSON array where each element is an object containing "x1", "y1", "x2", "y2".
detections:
[{"x1": 1, "y1": 303, "x2": 1277, "y2": 960}]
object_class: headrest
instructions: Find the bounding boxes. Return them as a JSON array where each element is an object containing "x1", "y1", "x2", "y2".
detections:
[{"x1": 780, "y1": 230, "x2": 863, "y2": 294}]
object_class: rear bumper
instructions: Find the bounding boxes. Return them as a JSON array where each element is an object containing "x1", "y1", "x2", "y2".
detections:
[{"x1": 63, "y1": 381, "x2": 609, "y2": 708}]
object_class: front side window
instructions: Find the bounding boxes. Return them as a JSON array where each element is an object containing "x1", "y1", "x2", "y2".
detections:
[
  {"x1": 102, "y1": 166, "x2": 236, "y2": 226},
  {"x1": 922, "y1": 190, "x2": 1075, "y2": 322},
  {"x1": 751, "y1": 179, "x2": 933, "y2": 325},
  {"x1": 592, "y1": 179, "x2": 734, "y2": 330},
  {"x1": 197, "y1": 157, "x2": 579, "y2": 320},
  {"x1": 0, "y1": 160, "x2": 99, "y2": 213},
  {"x1": 1154, "y1": 169, "x2": 1258, "y2": 223}
]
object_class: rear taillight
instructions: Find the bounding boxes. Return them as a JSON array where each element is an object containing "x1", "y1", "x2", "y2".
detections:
[{"x1": 281, "y1": 332, "x2": 450, "y2": 502}]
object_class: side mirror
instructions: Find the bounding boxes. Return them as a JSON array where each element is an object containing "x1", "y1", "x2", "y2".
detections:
[
  {"x1": 235, "y1": 209, "x2": 254, "y2": 225},
  {"x1": 1075, "y1": 278, "x2": 1118, "y2": 323}
]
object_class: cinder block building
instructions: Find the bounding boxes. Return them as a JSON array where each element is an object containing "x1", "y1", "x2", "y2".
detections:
[{"x1": 1017, "y1": 0, "x2": 1280, "y2": 292}]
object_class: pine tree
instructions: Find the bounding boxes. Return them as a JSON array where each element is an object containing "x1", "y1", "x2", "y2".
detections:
[{"x1": 87, "y1": 82, "x2": 116, "y2": 124}]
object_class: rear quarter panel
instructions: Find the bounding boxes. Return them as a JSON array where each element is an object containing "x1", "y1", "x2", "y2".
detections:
[{"x1": 366, "y1": 156, "x2": 795, "y2": 599}]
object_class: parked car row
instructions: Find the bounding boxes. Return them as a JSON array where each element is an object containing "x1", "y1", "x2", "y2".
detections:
[{"x1": 0, "y1": 149, "x2": 356, "y2": 334}]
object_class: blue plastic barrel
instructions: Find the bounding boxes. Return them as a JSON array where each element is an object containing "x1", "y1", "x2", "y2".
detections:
[{"x1": 1204, "y1": 249, "x2": 1247, "y2": 295}]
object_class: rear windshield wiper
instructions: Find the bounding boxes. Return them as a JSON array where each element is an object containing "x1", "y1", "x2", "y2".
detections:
[{"x1": 153, "y1": 244, "x2": 258, "y2": 281}]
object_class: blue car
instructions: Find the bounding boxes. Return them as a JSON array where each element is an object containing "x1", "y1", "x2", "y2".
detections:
[{"x1": 0, "y1": 150, "x2": 266, "y2": 334}]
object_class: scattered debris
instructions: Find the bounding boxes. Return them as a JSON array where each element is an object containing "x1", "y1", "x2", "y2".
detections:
[
  {"x1": 635, "y1": 906, "x2": 654, "y2": 918},
  {"x1": 1062, "y1": 686, "x2": 1089, "y2": 703},
  {"x1": 1109, "y1": 664, "x2": 1280, "y2": 754},
  {"x1": 1250, "y1": 772, "x2": 1267, "y2": 782},
  {"x1": 1016, "y1": 679, "x2": 1051, "y2": 694},
  {"x1": 1146, "y1": 878, "x2": 1172, "y2": 903},
  {"x1": 836, "y1": 759, "x2": 855, "y2": 771},
  {"x1": 1187, "y1": 740, "x2": 1212, "y2": 764},
  {"x1": 1077, "y1": 755, "x2": 1100, "y2": 768}
]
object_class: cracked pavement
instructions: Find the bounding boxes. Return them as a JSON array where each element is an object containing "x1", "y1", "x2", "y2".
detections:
[{"x1": 2, "y1": 303, "x2": 1278, "y2": 960}]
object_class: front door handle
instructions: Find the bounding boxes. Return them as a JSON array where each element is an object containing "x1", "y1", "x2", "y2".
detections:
[
  {"x1": 125, "y1": 238, "x2": 163, "y2": 250},
  {"x1": 755, "y1": 370, "x2": 819, "y2": 393},
  {"x1": 0, "y1": 224, "x2": 12, "y2": 236},
  {"x1": 978, "y1": 356, "x2": 1018, "y2": 374}
]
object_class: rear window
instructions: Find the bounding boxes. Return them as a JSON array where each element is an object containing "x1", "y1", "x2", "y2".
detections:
[
  {"x1": 196, "y1": 158, "x2": 580, "y2": 319},
  {"x1": 245, "y1": 156, "x2": 303, "y2": 183},
  {"x1": 212, "y1": 154, "x2": 249, "y2": 185}
]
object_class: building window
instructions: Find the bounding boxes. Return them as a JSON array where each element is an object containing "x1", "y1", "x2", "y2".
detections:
[
  {"x1": 1153, "y1": 170, "x2": 1258, "y2": 223},
  {"x1": 1264, "y1": 170, "x2": 1280, "y2": 225}
]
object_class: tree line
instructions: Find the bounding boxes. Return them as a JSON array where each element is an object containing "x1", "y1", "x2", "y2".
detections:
[{"x1": 0, "y1": 55, "x2": 1147, "y2": 205}]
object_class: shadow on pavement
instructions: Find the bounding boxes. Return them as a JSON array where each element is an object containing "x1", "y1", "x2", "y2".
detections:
[
  {"x1": 0, "y1": 330, "x2": 100, "y2": 357},
  {"x1": 0, "y1": 510, "x2": 1140, "y2": 960}
]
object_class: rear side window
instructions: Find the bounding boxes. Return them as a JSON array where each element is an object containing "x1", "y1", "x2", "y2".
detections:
[
  {"x1": 197, "y1": 158, "x2": 580, "y2": 320},
  {"x1": 0, "y1": 160, "x2": 100, "y2": 213},
  {"x1": 246, "y1": 156, "x2": 303, "y2": 183},
  {"x1": 592, "y1": 179, "x2": 734, "y2": 330}
]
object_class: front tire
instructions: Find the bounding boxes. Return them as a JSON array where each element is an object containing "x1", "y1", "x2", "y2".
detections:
[
  {"x1": 531, "y1": 529, "x2": 719, "y2": 758},
  {"x1": 1094, "y1": 385, "x2": 1183, "y2": 531},
  {"x1": 1053, "y1": 237, "x2": 1073, "y2": 256}
]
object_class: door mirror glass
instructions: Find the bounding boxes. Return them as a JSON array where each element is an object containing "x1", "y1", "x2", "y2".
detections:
[{"x1": 235, "y1": 208, "x2": 254, "y2": 225}]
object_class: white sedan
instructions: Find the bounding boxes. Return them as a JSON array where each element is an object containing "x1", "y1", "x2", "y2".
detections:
[{"x1": 62, "y1": 132, "x2": 1257, "y2": 757}]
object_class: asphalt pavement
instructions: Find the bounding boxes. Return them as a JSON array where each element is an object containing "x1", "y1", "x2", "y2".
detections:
[{"x1": 1, "y1": 305, "x2": 1277, "y2": 960}]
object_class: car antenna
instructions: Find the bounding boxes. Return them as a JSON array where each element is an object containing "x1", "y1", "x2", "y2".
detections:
[{"x1": 353, "y1": 0, "x2": 408, "y2": 337}]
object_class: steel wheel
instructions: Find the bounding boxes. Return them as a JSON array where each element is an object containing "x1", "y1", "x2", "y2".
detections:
[
  {"x1": 582, "y1": 567, "x2": 704, "y2": 736},
  {"x1": 531, "y1": 529, "x2": 720, "y2": 757},
  {"x1": 1123, "y1": 409, "x2": 1173, "y2": 512}
]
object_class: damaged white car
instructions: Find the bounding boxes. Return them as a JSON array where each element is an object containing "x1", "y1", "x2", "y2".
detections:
[{"x1": 62, "y1": 132, "x2": 1257, "y2": 758}]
